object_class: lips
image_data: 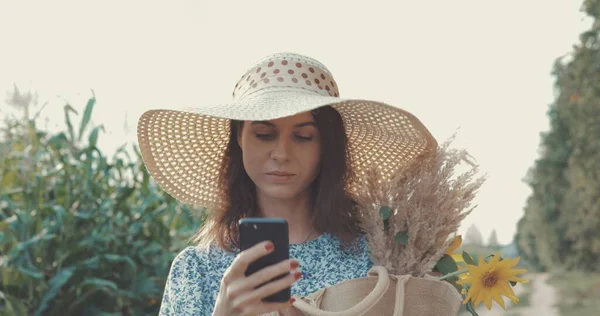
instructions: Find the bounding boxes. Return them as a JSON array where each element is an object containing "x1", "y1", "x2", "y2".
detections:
[
  {"x1": 266, "y1": 171, "x2": 295, "y2": 176},
  {"x1": 265, "y1": 171, "x2": 296, "y2": 183}
]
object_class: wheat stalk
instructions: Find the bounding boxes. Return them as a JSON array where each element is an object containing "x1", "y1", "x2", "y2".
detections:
[{"x1": 355, "y1": 136, "x2": 486, "y2": 277}]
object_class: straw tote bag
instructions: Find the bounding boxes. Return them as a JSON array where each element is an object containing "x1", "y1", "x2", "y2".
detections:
[{"x1": 278, "y1": 266, "x2": 462, "y2": 316}]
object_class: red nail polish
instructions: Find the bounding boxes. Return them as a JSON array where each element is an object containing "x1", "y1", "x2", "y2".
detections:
[
  {"x1": 265, "y1": 242, "x2": 274, "y2": 251},
  {"x1": 290, "y1": 297, "x2": 296, "y2": 304},
  {"x1": 290, "y1": 260, "x2": 299, "y2": 269},
  {"x1": 294, "y1": 272, "x2": 302, "y2": 280}
]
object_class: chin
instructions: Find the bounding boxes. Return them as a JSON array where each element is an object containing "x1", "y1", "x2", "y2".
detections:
[{"x1": 260, "y1": 186, "x2": 305, "y2": 200}]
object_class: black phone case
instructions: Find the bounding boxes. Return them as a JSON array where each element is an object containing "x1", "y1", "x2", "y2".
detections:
[{"x1": 239, "y1": 218, "x2": 290, "y2": 303}]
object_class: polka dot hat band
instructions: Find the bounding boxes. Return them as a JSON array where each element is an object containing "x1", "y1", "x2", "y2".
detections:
[
  {"x1": 232, "y1": 54, "x2": 340, "y2": 102},
  {"x1": 137, "y1": 52, "x2": 438, "y2": 209}
]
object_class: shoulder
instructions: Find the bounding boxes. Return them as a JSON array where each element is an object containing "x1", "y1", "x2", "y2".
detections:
[
  {"x1": 172, "y1": 245, "x2": 204, "y2": 266},
  {"x1": 167, "y1": 246, "x2": 208, "y2": 280},
  {"x1": 168, "y1": 244, "x2": 235, "y2": 280},
  {"x1": 159, "y1": 245, "x2": 235, "y2": 315},
  {"x1": 163, "y1": 246, "x2": 208, "y2": 297}
]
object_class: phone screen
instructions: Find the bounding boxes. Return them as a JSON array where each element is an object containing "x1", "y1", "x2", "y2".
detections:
[{"x1": 239, "y1": 217, "x2": 290, "y2": 303}]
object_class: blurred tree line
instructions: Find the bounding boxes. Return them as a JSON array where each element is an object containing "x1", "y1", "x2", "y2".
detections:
[
  {"x1": 515, "y1": 0, "x2": 600, "y2": 272},
  {"x1": 0, "y1": 87, "x2": 201, "y2": 315}
]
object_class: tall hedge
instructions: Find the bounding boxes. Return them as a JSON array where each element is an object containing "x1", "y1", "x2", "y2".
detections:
[{"x1": 515, "y1": 0, "x2": 600, "y2": 272}]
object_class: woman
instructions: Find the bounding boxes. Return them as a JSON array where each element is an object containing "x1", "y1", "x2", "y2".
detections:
[{"x1": 137, "y1": 52, "x2": 437, "y2": 315}]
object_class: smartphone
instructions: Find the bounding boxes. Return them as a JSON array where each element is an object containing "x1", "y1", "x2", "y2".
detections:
[{"x1": 239, "y1": 217, "x2": 290, "y2": 303}]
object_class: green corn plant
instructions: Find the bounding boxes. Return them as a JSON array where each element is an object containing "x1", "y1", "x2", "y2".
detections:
[{"x1": 0, "y1": 91, "x2": 200, "y2": 315}]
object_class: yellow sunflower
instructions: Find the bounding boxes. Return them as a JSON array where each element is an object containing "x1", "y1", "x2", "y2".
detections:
[{"x1": 457, "y1": 252, "x2": 529, "y2": 310}]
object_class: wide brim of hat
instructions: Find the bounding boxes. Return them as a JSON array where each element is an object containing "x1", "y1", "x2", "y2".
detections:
[{"x1": 137, "y1": 88, "x2": 438, "y2": 209}]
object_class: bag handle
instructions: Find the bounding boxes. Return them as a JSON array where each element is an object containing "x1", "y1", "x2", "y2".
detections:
[
  {"x1": 292, "y1": 266, "x2": 409, "y2": 316},
  {"x1": 391, "y1": 274, "x2": 409, "y2": 316}
]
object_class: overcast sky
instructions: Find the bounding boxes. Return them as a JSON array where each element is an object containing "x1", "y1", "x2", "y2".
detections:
[{"x1": 0, "y1": 0, "x2": 591, "y2": 244}]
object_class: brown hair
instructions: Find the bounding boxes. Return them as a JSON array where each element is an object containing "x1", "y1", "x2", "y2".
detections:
[{"x1": 192, "y1": 106, "x2": 362, "y2": 251}]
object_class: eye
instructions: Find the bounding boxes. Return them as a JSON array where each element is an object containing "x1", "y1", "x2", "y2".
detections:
[
  {"x1": 295, "y1": 134, "x2": 313, "y2": 142},
  {"x1": 255, "y1": 133, "x2": 275, "y2": 140}
]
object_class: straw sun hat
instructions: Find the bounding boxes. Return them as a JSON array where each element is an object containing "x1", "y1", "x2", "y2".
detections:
[{"x1": 137, "y1": 52, "x2": 438, "y2": 210}]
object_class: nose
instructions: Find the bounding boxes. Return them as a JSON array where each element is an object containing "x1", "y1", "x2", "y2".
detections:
[{"x1": 270, "y1": 136, "x2": 291, "y2": 162}]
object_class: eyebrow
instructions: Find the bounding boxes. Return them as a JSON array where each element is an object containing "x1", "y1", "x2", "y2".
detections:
[{"x1": 250, "y1": 121, "x2": 317, "y2": 128}]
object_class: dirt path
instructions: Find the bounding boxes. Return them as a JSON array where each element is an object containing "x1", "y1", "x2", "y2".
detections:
[
  {"x1": 460, "y1": 273, "x2": 559, "y2": 316},
  {"x1": 512, "y1": 273, "x2": 558, "y2": 316}
]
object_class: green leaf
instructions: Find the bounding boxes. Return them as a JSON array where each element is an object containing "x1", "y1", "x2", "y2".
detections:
[
  {"x1": 78, "y1": 92, "x2": 96, "y2": 141},
  {"x1": 47, "y1": 132, "x2": 68, "y2": 148},
  {"x1": 462, "y1": 251, "x2": 477, "y2": 265},
  {"x1": 17, "y1": 263, "x2": 44, "y2": 280},
  {"x1": 465, "y1": 300, "x2": 479, "y2": 316},
  {"x1": 115, "y1": 186, "x2": 136, "y2": 205},
  {"x1": 79, "y1": 256, "x2": 101, "y2": 269},
  {"x1": 15, "y1": 230, "x2": 57, "y2": 254},
  {"x1": 131, "y1": 274, "x2": 159, "y2": 296},
  {"x1": 2, "y1": 292, "x2": 29, "y2": 316},
  {"x1": 394, "y1": 231, "x2": 409, "y2": 245},
  {"x1": 379, "y1": 206, "x2": 392, "y2": 220},
  {"x1": 138, "y1": 242, "x2": 163, "y2": 256},
  {"x1": 81, "y1": 277, "x2": 118, "y2": 291},
  {"x1": 0, "y1": 292, "x2": 6, "y2": 312},
  {"x1": 88, "y1": 125, "x2": 105, "y2": 148},
  {"x1": 104, "y1": 254, "x2": 137, "y2": 272},
  {"x1": 50, "y1": 205, "x2": 67, "y2": 227},
  {"x1": 63, "y1": 104, "x2": 78, "y2": 143},
  {"x1": 34, "y1": 266, "x2": 76, "y2": 316},
  {"x1": 74, "y1": 211, "x2": 93, "y2": 220},
  {"x1": 434, "y1": 254, "x2": 458, "y2": 275}
]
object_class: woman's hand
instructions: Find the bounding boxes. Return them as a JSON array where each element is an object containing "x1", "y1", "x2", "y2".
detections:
[{"x1": 212, "y1": 241, "x2": 301, "y2": 316}]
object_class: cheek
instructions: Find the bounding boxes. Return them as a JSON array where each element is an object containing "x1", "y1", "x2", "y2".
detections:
[
  {"x1": 300, "y1": 144, "x2": 322, "y2": 176},
  {"x1": 240, "y1": 137, "x2": 268, "y2": 174}
]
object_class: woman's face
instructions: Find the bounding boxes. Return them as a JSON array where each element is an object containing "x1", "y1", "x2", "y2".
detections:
[{"x1": 238, "y1": 111, "x2": 321, "y2": 201}]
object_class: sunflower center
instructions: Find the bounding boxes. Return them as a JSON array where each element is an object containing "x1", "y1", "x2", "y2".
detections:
[{"x1": 482, "y1": 271, "x2": 499, "y2": 288}]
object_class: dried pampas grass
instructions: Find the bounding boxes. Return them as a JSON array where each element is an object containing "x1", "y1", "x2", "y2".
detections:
[{"x1": 355, "y1": 136, "x2": 486, "y2": 277}]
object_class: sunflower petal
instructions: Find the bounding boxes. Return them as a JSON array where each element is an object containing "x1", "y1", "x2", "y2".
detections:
[
  {"x1": 484, "y1": 294, "x2": 493, "y2": 310},
  {"x1": 473, "y1": 290, "x2": 485, "y2": 307},
  {"x1": 508, "y1": 276, "x2": 529, "y2": 284},
  {"x1": 511, "y1": 268, "x2": 529, "y2": 275},
  {"x1": 493, "y1": 292, "x2": 506, "y2": 309},
  {"x1": 451, "y1": 253, "x2": 464, "y2": 262},
  {"x1": 446, "y1": 235, "x2": 463, "y2": 255},
  {"x1": 499, "y1": 256, "x2": 520, "y2": 268}
]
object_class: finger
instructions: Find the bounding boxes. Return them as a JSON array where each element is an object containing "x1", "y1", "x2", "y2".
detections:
[
  {"x1": 228, "y1": 241, "x2": 274, "y2": 278},
  {"x1": 226, "y1": 262, "x2": 299, "y2": 309},
  {"x1": 245, "y1": 259, "x2": 299, "y2": 290},
  {"x1": 234, "y1": 270, "x2": 301, "y2": 307}
]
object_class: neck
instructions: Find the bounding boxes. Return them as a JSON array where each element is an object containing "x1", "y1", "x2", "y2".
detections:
[{"x1": 256, "y1": 190, "x2": 317, "y2": 244}]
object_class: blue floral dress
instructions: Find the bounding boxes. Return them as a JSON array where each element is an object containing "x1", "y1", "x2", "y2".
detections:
[{"x1": 158, "y1": 233, "x2": 374, "y2": 315}]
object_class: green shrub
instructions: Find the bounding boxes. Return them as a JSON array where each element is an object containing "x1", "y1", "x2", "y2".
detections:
[{"x1": 0, "y1": 93, "x2": 200, "y2": 315}]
